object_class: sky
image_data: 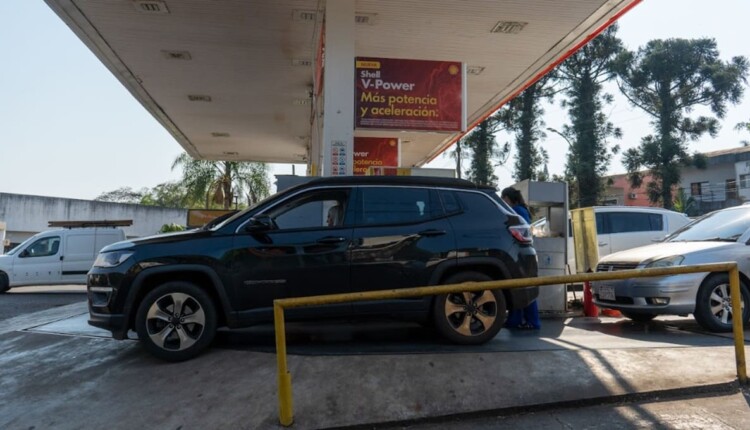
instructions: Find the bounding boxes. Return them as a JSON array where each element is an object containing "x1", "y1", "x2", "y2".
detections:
[{"x1": 1, "y1": 1, "x2": 749, "y2": 200}]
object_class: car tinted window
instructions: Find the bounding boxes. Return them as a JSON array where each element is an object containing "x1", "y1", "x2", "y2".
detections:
[
  {"x1": 440, "y1": 190, "x2": 461, "y2": 214},
  {"x1": 605, "y1": 212, "x2": 662, "y2": 234},
  {"x1": 269, "y1": 189, "x2": 350, "y2": 230},
  {"x1": 456, "y1": 191, "x2": 500, "y2": 219},
  {"x1": 359, "y1": 187, "x2": 433, "y2": 226},
  {"x1": 667, "y1": 207, "x2": 750, "y2": 242}
]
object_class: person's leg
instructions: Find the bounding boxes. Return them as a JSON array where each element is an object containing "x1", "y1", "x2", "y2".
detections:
[
  {"x1": 523, "y1": 300, "x2": 541, "y2": 329},
  {"x1": 505, "y1": 309, "x2": 523, "y2": 328}
]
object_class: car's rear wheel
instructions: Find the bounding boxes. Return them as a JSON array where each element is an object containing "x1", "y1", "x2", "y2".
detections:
[
  {"x1": 694, "y1": 274, "x2": 750, "y2": 333},
  {"x1": 135, "y1": 282, "x2": 217, "y2": 362},
  {"x1": 433, "y1": 272, "x2": 506, "y2": 344},
  {"x1": 621, "y1": 311, "x2": 657, "y2": 323}
]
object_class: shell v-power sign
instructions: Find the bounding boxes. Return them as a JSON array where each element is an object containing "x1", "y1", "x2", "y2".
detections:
[{"x1": 355, "y1": 57, "x2": 466, "y2": 132}]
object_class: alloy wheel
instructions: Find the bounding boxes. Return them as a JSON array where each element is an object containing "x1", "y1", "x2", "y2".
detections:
[
  {"x1": 443, "y1": 290, "x2": 498, "y2": 337},
  {"x1": 145, "y1": 292, "x2": 206, "y2": 351}
]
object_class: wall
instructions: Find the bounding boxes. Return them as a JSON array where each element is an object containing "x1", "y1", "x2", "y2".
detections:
[{"x1": 0, "y1": 193, "x2": 187, "y2": 244}]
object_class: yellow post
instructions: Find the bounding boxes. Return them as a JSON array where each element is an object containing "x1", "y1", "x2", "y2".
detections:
[
  {"x1": 274, "y1": 302, "x2": 294, "y2": 426},
  {"x1": 729, "y1": 266, "x2": 747, "y2": 385}
]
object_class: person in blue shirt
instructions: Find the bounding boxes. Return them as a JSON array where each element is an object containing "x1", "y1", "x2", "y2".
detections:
[{"x1": 500, "y1": 187, "x2": 541, "y2": 330}]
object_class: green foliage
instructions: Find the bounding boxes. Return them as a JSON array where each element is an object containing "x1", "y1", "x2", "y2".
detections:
[
  {"x1": 499, "y1": 76, "x2": 556, "y2": 182},
  {"x1": 158, "y1": 223, "x2": 185, "y2": 233},
  {"x1": 556, "y1": 24, "x2": 623, "y2": 208},
  {"x1": 614, "y1": 38, "x2": 748, "y2": 209},
  {"x1": 95, "y1": 187, "x2": 148, "y2": 204},
  {"x1": 172, "y1": 153, "x2": 271, "y2": 209},
  {"x1": 463, "y1": 118, "x2": 510, "y2": 186},
  {"x1": 672, "y1": 188, "x2": 698, "y2": 216}
]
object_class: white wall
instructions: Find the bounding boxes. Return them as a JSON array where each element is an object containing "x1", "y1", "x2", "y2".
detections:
[{"x1": 0, "y1": 193, "x2": 187, "y2": 244}]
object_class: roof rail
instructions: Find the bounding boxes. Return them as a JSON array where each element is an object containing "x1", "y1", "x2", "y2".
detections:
[{"x1": 48, "y1": 220, "x2": 133, "y2": 228}]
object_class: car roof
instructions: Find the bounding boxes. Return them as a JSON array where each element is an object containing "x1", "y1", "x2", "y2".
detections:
[
  {"x1": 590, "y1": 205, "x2": 687, "y2": 215},
  {"x1": 294, "y1": 175, "x2": 492, "y2": 191}
]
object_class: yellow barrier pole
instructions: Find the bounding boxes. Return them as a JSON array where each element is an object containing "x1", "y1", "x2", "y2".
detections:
[
  {"x1": 273, "y1": 262, "x2": 748, "y2": 424},
  {"x1": 729, "y1": 266, "x2": 748, "y2": 384},
  {"x1": 274, "y1": 302, "x2": 294, "y2": 426}
]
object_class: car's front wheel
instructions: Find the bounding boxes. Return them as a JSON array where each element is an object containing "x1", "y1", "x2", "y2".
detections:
[
  {"x1": 694, "y1": 274, "x2": 750, "y2": 333},
  {"x1": 432, "y1": 272, "x2": 506, "y2": 344},
  {"x1": 135, "y1": 282, "x2": 217, "y2": 362}
]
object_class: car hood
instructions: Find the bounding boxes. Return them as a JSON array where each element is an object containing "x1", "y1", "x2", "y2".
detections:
[
  {"x1": 100, "y1": 229, "x2": 212, "y2": 253},
  {"x1": 598, "y1": 241, "x2": 740, "y2": 264}
]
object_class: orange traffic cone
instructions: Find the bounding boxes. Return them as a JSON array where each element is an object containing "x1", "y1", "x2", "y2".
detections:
[{"x1": 583, "y1": 281, "x2": 599, "y2": 317}]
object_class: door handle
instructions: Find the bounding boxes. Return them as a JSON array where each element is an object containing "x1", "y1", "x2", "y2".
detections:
[
  {"x1": 418, "y1": 229, "x2": 446, "y2": 237},
  {"x1": 60, "y1": 255, "x2": 64, "y2": 261},
  {"x1": 598, "y1": 242, "x2": 607, "y2": 247},
  {"x1": 317, "y1": 236, "x2": 346, "y2": 244}
]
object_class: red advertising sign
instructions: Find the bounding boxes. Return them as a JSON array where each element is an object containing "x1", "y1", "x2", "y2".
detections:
[
  {"x1": 355, "y1": 57, "x2": 465, "y2": 132},
  {"x1": 353, "y1": 137, "x2": 399, "y2": 175}
]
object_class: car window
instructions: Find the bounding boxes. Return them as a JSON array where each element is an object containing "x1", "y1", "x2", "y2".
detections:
[
  {"x1": 359, "y1": 187, "x2": 434, "y2": 226},
  {"x1": 268, "y1": 189, "x2": 350, "y2": 230},
  {"x1": 456, "y1": 191, "x2": 501, "y2": 219},
  {"x1": 605, "y1": 212, "x2": 663, "y2": 234},
  {"x1": 439, "y1": 190, "x2": 461, "y2": 214},
  {"x1": 667, "y1": 207, "x2": 750, "y2": 242},
  {"x1": 23, "y1": 236, "x2": 61, "y2": 257}
]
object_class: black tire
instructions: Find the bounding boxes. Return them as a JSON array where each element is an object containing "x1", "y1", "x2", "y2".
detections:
[
  {"x1": 0, "y1": 272, "x2": 9, "y2": 294},
  {"x1": 694, "y1": 274, "x2": 750, "y2": 333},
  {"x1": 621, "y1": 311, "x2": 657, "y2": 323},
  {"x1": 432, "y1": 272, "x2": 506, "y2": 344},
  {"x1": 135, "y1": 281, "x2": 217, "y2": 362}
]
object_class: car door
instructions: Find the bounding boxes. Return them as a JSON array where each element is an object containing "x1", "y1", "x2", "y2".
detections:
[
  {"x1": 229, "y1": 187, "x2": 354, "y2": 322},
  {"x1": 61, "y1": 231, "x2": 96, "y2": 284},
  {"x1": 13, "y1": 235, "x2": 62, "y2": 285},
  {"x1": 349, "y1": 186, "x2": 454, "y2": 313}
]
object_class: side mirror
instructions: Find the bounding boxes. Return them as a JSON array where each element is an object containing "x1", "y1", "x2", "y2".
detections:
[
  {"x1": 19, "y1": 249, "x2": 29, "y2": 258},
  {"x1": 245, "y1": 214, "x2": 275, "y2": 232}
]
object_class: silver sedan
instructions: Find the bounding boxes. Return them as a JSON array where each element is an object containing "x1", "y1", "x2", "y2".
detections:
[{"x1": 592, "y1": 205, "x2": 750, "y2": 332}]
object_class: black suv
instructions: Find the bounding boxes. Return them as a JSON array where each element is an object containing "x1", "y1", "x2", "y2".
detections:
[{"x1": 88, "y1": 176, "x2": 538, "y2": 361}]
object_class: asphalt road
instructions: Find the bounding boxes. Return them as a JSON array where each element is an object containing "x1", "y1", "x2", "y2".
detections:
[{"x1": 0, "y1": 285, "x2": 87, "y2": 322}]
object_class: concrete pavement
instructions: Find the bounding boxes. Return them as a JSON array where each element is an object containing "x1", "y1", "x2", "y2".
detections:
[{"x1": 1, "y1": 300, "x2": 749, "y2": 429}]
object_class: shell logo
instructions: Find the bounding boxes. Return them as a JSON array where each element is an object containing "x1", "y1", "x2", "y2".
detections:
[
  {"x1": 448, "y1": 64, "x2": 460, "y2": 75},
  {"x1": 389, "y1": 139, "x2": 397, "y2": 147}
]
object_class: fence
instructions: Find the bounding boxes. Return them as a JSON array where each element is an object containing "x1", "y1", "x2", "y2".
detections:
[{"x1": 272, "y1": 262, "x2": 746, "y2": 426}]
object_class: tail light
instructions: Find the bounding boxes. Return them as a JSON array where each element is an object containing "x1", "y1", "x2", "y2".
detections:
[{"x1": 508, "y1": 225, "x2": 533, "y2": 244}]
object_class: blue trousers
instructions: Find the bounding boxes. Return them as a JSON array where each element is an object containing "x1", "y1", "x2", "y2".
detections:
[{"x1": 505, "y1": 300, "x2": 541, "y2": 329}]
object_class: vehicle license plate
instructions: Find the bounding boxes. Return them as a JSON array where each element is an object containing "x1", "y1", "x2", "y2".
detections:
[{"x1": 598, "y1": 285, "x2": 615, "y2": 301}]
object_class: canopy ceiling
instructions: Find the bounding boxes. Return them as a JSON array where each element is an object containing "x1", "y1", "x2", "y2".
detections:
[{"x1": 45, "y1": 0, "x2": 640, "y2": 167}]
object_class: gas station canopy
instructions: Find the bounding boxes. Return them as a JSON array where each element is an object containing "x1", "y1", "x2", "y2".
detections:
[{"x1": 45, "y1": 0, "x2": 639, "y2": 169}]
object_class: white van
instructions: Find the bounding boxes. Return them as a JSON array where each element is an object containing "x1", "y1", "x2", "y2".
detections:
[
  {"x1": 563, "y1": 206, "x2": 692, "y2": 274},
  {"x1": 0, "y1": 226, "x2": 126, "y2": 292}
]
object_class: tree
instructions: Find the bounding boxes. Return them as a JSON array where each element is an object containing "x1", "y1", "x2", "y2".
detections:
[
  {"x1": 140, "y1": 181, "x2": 195, "y2": 208},
  {"x1": 500, "y1": 75, "x2": 556, "y2": 182},
  {"x1": 172, "y1": 153, "x2": 271, "y2": 209},
  {"x1": 95, "y1": 187, "x2": 148, "y2": 204},
  {"x1": 614, "y1": 38, "x2": 748, "y2": 209},
  {"x1": 462, "y1": 116, "x2": 510, "y2": 186},
  {"x1": 556, "y1": 24, "x2": 623, "y2": 208}
]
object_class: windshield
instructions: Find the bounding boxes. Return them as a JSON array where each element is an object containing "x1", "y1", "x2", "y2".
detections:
[
  {"x1": 208, "y1": 193, "x2": 277, "y2": 230},
  {"x1": 5, "y1": 234, "x2": 39, "y2": 255},
  {"x1": 666, "y1": 207, "x2": 750, "y2": 242}
]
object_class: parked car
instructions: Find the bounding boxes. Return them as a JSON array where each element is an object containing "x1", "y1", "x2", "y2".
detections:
[
  {"x1": 592, "y1": 205, "x2": 750, "y2": 332},
  {"x1": 87, "y1": 176, "x2": 539, "y2": 361},
  {"x1": 0, "y1": 226, "x2": 126, "y2": 293}
]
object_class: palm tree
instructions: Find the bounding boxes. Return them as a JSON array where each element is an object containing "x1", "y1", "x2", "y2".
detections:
[{"x1": 172, "y1": 153, "x2": 271, "y2": 209}]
